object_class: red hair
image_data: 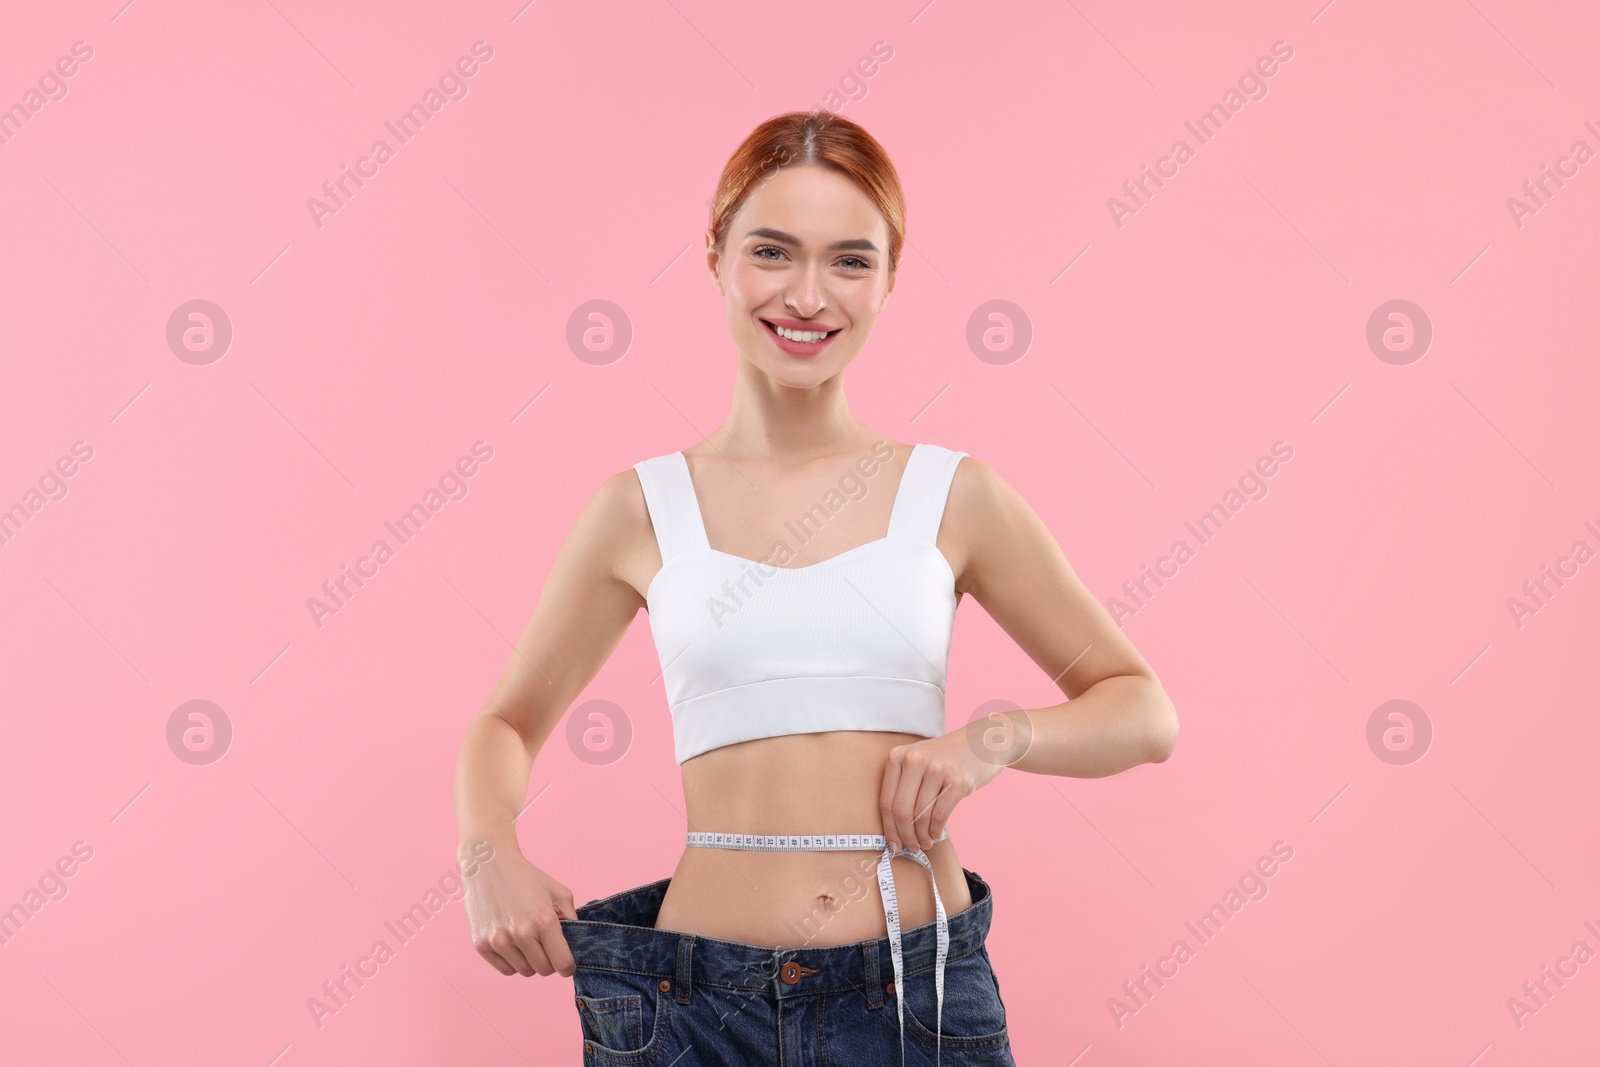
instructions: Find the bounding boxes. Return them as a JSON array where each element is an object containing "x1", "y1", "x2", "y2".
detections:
[{"x1": 709, "y1": 110, "x2": 906, "y2": 273}]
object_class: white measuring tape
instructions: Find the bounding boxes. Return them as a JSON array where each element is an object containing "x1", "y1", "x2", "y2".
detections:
[{"x1": 685, "y1": 831, "x2": 950, "y2": 1067}]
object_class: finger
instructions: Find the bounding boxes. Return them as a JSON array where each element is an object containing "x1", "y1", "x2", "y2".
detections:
[
  {"x1": 886, "y1": 753, "x2": 916, "y2": 852},
  {"x1": 482, "y1": 934, "x2": 535, "y2": 977},
  {"x1": 475, "y1": 943, "x2": 519, "y2": 976},
  {"x1": 879, "y1": 750, "x2": 905, "y2": 850},
  {"x1": 544, "y1": 915, "x2": 578, "y2": 977},
  {"x1": 514, "y1": 925, "x2": 560, "y2": 976},
  {"x1": 926, "y1": 779, "x2": 964, "y2": 844},
  {"x1": 890, "y1": 752, "x2": 925, "y2": 854},
  {"x1": 555, "y1": 888, "x2": 577, "y2": 919},
  {"x1": 511, "y1": 935, "x2": 546, "y2": 977},
  {"x1": 911, "y1": 772, "x2": 944, "y2": 850}
]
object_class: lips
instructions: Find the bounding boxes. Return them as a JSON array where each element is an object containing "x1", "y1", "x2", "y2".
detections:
[
  {"x1": 760, "y1": 318, "x2": 840, "y2": 337},
  {"x1": 761, "y1": 319, "x2": 838, "y2": 340},
  {"x1": 760, "y1": 319, "x2": 841, "y2": 357}
]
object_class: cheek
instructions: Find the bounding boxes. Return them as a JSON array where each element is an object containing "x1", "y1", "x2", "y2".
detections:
[
  {"x1": 843, "y1": 288, "x2": 884, "y2": 319},
  {"x1": 723, "y1": 264, "x2": 775, "y2": 308}
]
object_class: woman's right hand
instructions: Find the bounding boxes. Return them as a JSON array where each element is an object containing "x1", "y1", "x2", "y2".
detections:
[
  {"x1": 462, "y1": 842, "x2": 579, "y2": 977},
  {"x1": 454, "y1": 470, "x2": 651, "y2": 977}
]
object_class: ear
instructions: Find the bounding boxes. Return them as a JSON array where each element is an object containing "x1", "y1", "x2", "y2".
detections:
[{"x1": 705, "y1": 228, "x2": 724, "y2": 296}]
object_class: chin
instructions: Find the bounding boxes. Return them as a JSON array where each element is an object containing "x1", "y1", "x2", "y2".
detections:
[{"x1": 764, "y1": 362, "x2": 840, "y2": 387}]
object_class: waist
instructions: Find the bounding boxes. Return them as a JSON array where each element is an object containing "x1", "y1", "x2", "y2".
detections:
[
  {"x1": 669, "y1": 731, "x2": 969, "y2": 945},
  {"x1": 680, "y1": 728, "x2": 933, "y2": 828},
  {"x1": 686, "y1": 830, "x2": 951, "y2": 851},
  {"x1": 670, "y1": 677, "x2": 947, "y2": 764},
  {"x1": 659, "y1": 832, "x2": 970, "y2": 948},
  {"x1": 564, "y1": 867, "x2": 996, "y2": 991}
]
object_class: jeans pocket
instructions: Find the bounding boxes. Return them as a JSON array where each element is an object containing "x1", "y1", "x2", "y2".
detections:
[
  {"x1": 896, "y1": 948, "x2": 1010, "y2": 1052},
  {"x1": 575, "y1": 992, "x2": 643, "y2": 1055},
  {"x1": 981, "y1": 944, "x2": 1006, "y2": 1010},
  {"x1": 575, "y1": 971, "x2": 674, "y2": 1064}
]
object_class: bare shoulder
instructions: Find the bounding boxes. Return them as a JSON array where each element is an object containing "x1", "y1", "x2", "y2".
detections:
[
  {"x1": 934, "y1": 447, "x2": 1075, "y2": 604},
  {"x1": 592, "y1": 462, "x2": 652, "y2": 520},
  {"x1": 944, "y1": 449, "x2": 1015, "y2": 515},
  {"x1": 581, "y1": 464, "x2": 658, "y2": 604},
  {"x1": 940, "y1": 451, "x2": 1009, "y2": 596}
]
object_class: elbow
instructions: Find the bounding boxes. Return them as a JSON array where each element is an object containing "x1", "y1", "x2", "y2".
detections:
[{"x1": 1147, "y1": 696, "x2": 1179, "y2": 764}]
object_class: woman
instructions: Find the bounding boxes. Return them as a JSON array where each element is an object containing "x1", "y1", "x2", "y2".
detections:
[{"x1": 455, "y1": 110, "x2": 1178, "y2": 1065}]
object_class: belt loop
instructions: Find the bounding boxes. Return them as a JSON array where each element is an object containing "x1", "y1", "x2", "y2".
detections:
[
  {"x1": 675, "y1": 934, "x2": 694, "y2": 1004},
  {"x1": 863, "y1": 940, "x2": 882, "y2": 1009}
]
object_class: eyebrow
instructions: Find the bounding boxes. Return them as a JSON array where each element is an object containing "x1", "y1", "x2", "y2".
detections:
[{"x1": 743, "y1": 227, "x2": 880, "y2": 253}]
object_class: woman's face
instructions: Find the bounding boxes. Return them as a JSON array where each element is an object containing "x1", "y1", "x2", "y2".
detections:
[{"x1": 707, "y1": 163, "x2": 895, "y2": 386}]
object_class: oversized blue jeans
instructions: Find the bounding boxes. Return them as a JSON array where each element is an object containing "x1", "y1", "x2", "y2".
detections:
[{"x1": 559, "y1": 867, "x2": 1015, "y2": 1066}]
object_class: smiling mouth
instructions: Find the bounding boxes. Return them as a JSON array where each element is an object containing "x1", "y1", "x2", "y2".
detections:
[{"x1": 761, "y1": 320, "x2": 841, "y2": 340}]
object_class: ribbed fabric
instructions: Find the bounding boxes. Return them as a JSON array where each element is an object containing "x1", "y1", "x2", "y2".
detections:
[{"x1": 633, "y1": 443, "x2": 967, "y2": 764}]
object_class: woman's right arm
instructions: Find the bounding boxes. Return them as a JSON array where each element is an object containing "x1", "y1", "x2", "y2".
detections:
[{"x1": 454, "y1": 468, "x2": 649, "y2": 979}]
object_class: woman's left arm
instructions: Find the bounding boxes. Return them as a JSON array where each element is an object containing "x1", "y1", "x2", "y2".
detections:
[{"x1": 879, "y1": 455, "x2": 1179, "y2": 854}]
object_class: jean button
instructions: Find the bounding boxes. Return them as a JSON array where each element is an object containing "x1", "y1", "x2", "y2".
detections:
[{"x1": 780, "y1": 960, "x2": 820, "y2": 984}]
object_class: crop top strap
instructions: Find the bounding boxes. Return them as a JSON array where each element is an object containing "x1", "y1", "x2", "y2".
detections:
[
  {"x1": 887, "y1": 444, "x2": 968, "y2": 544},
  {"x1": 633, "y1": 452, "x2": 711, "y2": 563}
]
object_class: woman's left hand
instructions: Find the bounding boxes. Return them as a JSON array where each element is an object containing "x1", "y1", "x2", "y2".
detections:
[{"x1": 879, "y1": 718, "x2": 1028, "y2": 853}]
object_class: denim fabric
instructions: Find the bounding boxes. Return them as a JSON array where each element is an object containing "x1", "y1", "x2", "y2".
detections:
[{"x1": 559, "y1": 868, "x2": 1014, "y2": 1066}]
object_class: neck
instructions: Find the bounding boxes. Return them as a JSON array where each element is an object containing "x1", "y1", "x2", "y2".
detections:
[{"x1": 711, "y1": 360, "x2": 869, "y2": 461}]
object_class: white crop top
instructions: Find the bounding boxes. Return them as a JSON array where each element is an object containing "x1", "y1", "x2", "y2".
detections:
[{"x1": 633, "y1": 443, "x2": 968, "y2": 764}]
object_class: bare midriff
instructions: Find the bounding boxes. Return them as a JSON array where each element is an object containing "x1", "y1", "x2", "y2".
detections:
[{"x1": 654, "y1": 729, "x2": 974, "y2": 948}]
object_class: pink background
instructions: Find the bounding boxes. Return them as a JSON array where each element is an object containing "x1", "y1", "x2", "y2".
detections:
[{"x1": 2, "y1": 0, "x2": 1598, "y2": 1063}]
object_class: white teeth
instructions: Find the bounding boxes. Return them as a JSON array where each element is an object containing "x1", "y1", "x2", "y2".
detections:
[{"x1": 772, "y1": 324, "x2": 831, "y2": 343}]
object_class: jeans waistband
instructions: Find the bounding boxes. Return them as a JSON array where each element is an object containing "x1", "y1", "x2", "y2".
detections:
[{"x1": 559, "y1": 866, "x2": 993, "y2": 1000}]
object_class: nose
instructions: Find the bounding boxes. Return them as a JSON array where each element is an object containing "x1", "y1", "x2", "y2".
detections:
[{"x1": 785, "y1": 263, "x2": 827, "y2": 316}]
